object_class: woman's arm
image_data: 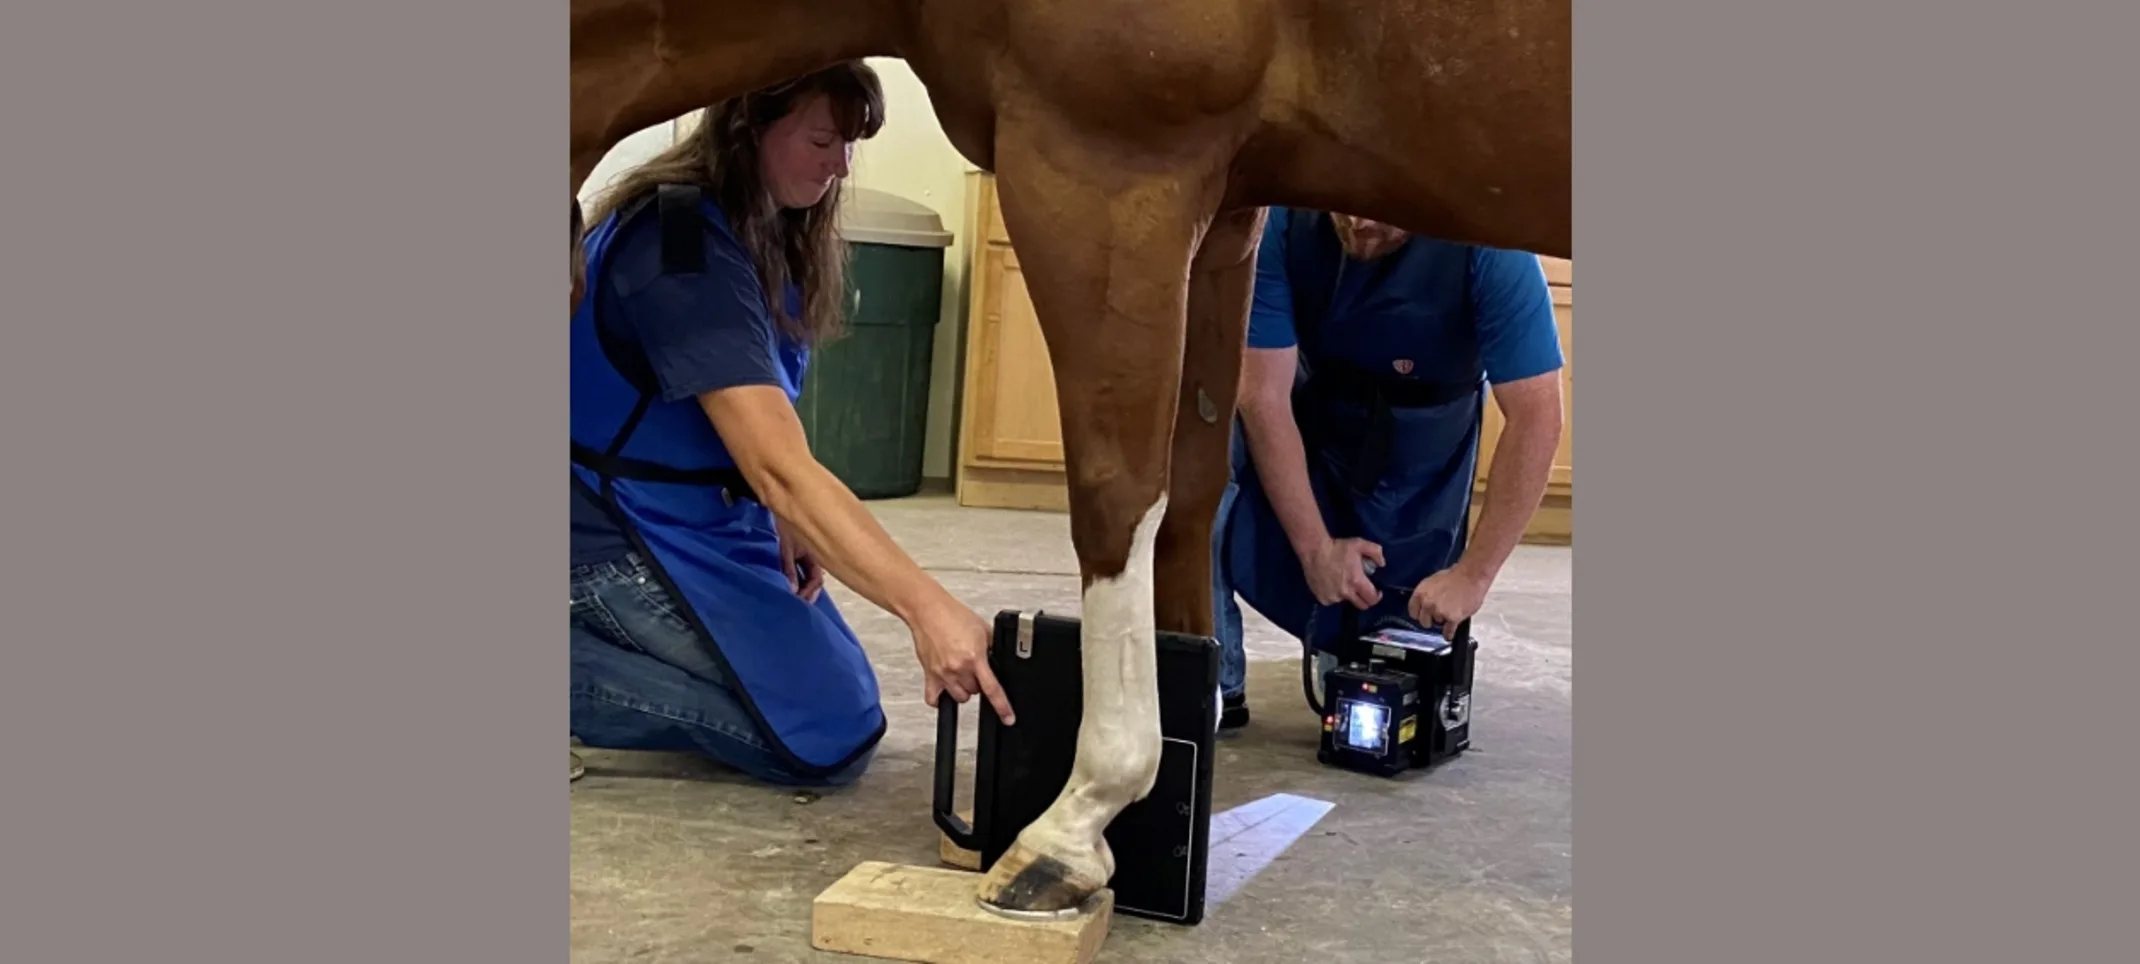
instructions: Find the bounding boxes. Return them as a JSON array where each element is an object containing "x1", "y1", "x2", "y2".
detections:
[
  {"x1": 595, "y1": 208, "x2": 1014, "y2": 722},
  {"x1": 701, "y1": 384, "x2": 935, "y2": 619},
  {"x1": 700, "y1": 384, "x2": 1015, "y2": 723}
]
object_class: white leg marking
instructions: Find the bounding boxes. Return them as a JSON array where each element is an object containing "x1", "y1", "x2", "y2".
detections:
[
  {"x1": 1069, "y1": 492, "x2": 1169, "y2": 814},
  {"x1": 996, "y1": 494, "x2": 1169, "y2": 883}
]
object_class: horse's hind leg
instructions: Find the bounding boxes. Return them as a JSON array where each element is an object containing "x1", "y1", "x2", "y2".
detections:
[
  {"x1": 972, "y1": 125, "x2": 1226, "y2": 916},
  {"x1": 1153, "y1": 206, "x2": 1266, "y2": 639}
]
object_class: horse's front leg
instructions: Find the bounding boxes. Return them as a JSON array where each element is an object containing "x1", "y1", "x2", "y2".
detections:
[{"x1": 971, "y1": 119, "x2": 1230, "y2": 917}]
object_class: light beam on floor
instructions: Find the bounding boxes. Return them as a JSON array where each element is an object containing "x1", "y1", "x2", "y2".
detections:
[{"x1": 1201, "y1": 792, "x2": 1337, "y2": 908}]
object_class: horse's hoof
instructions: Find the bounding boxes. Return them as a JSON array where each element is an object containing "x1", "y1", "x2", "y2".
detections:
[{"x1": 975, "y1": 843, "x2": 1107, "y2": 916}]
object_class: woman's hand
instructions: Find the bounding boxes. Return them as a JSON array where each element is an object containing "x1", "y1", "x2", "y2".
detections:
[
  {"x1": 908, "y1": 594, "x2": 1016, "y2": 725},
  {"x1": 778, "y1": 521, "x2": 825, "y2": 604}
]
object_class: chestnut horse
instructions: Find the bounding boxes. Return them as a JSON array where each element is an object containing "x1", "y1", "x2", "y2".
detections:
[{"x1": 570, "y1": 0, "x2": 1568, "y2": 917}]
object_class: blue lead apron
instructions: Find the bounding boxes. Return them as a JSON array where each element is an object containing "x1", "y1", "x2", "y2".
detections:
[
  {"x1": 1219, "y1": 215, "x2": 1486, "y2": 653},
  {"x1": 570, "y1": 183, "x2": 886, "y2": 775}
]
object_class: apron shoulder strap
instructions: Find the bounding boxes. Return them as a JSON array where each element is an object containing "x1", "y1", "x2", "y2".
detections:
[
  {"x1": 593, "y1": 183, "x2": 715, "y2": 397},
  {"x1": 578, "y1": 181, "x2": 758, "y2": 504},
  {"x1": 655, "y1": 182, "x2": 707, "y2": 276}
]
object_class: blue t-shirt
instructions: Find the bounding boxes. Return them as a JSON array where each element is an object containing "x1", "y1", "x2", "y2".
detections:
[
  {"x1": 1246, "y1": 208, "x2": 1563, "y2": 388},
  {"x1": 570, "y1": 200, "x2": 808, "y2": 568}
]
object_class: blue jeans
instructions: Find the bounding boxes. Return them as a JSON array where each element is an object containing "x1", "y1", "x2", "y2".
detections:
[
  {"x1": 569, "y1": 553, "x2": 875, "y2": 788},
  {"x1": 1214, "y1": 479, "x2": 1249, "y2": 699}
]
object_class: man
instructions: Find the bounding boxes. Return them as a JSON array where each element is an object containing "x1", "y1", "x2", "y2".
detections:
[{"x1": 1212, "y1": 208, "x2": 1565, "y2": 729}]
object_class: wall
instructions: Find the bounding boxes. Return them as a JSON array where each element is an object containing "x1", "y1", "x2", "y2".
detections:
[
  {"x1": 845, "y1": 58, "x2": 981, "y2": 482},
  {"x1": 574, "y1": 60, "x2": 979, "y2": 483},
  {"x1": 575, "y1": 119, "x2": 688, "y2": 208}
]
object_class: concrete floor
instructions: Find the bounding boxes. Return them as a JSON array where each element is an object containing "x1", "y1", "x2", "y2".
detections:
[{"x1": 570, "y1": 495, "x2": 1572, "y2": 963}]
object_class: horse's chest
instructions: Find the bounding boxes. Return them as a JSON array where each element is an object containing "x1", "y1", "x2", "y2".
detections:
[{"x1": 916, "y1": 0, "x2": 1273, "y2": 140}]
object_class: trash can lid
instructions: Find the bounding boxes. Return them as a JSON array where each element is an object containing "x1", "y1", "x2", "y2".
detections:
[{"x1": 838, "y1": 186, "x2": 955, "y2": 249}]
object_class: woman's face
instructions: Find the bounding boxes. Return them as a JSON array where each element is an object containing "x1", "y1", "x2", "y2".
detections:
[{"x1": 760, "y1": 93, "x2": 856, "y2": 210}]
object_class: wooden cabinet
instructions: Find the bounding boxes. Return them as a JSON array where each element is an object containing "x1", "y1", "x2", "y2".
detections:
[
  {"x1": 953, "y1": 175, "x2": 1075, "y2": 511},
  {"x1": 954, "y1": 173, "x2": 1573, "y2": 544}
]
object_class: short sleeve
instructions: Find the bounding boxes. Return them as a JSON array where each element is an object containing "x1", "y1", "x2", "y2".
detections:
[
  {"x1": 603, "y1": 211, "x2": 785, "y2": 404},
  {"x1": 1469, "y1": 247, "x2": 1564, "y2": 385},
  {"x1": 1245, "y1": 209, "x2": 1299, "y2": 350}
]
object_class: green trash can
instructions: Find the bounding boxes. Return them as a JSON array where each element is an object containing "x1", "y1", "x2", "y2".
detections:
[{"x1": 796, "y1": 186, "x2": 955, "y2": 499}]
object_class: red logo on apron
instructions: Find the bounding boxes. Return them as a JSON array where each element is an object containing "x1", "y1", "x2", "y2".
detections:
[{"x1": 1392, "y1": 359, "x2": 1414, "y2": 375}]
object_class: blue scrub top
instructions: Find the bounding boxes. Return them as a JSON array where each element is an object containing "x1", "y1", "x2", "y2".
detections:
[
  {"x1": 1247, "y1": 208, "x2": 1564, "y2": 389},
  {"x1": 1220, "y1": 210, "x2": 1566, "y2": 651},
  {"x1": 570, "y1": 198, "x2": 809, "y2": 568}
]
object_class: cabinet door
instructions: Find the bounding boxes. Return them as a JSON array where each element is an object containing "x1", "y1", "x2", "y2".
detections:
[{"x1": 963, "y1": 244, "x2": 1066, "y2": 464}]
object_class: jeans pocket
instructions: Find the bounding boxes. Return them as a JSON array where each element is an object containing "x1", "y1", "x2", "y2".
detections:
[
  {"x1": 572, "y1": 558, "x2": 662, "y2": 655},
  {"x1": 618, "y1": 558, "x2": 698, "y2": 636},
  {"x1": 596, "y1": 557, "x2": 732, "y2": 685}
]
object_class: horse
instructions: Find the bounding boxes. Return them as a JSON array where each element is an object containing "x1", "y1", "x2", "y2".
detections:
[{"x1": 569, "y1": 0, "x2": 1568, "y2": 917}]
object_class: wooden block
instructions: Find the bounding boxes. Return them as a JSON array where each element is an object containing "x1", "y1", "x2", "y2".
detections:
[
  {"x1": 812, "y1": 861, "x2": 1112, "y2": 964},
  {"x1": 939, "y1": 809, "x2": 981, "y2": 871}
]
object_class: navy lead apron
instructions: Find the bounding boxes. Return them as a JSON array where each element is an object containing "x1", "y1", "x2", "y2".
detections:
[
  {"x1": 1219, "y1": 213, "x2": 1486, "y2": 653},
  {"x1": 570, "y1": 184, "x2": 886, "y2": 776}
]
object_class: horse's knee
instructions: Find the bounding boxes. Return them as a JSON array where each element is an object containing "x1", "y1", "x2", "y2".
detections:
[{"x1": 1065, "y1": 464, "x2": 1173, "y2": 581}]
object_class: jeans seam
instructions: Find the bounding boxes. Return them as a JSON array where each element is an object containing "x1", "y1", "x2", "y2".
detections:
[
  {"x1": 570, "y1": 597, "x2": 641, "y2": 655},
  {"x1": 573, "y1": 685, "x2": 774, "y2": 754}
]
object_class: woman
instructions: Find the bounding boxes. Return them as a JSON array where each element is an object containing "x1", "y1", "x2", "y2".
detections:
[{"x1": 568, "y1": 62, "x2": 1014, "y2": 787}]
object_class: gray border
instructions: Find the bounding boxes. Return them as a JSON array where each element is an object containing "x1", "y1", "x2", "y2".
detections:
[
  {"x1": 2, "y1": 2, "x2": 568, "y2": 958},
  {"x1": 4, "y1": 1, "x2": 2135, "y2": 961},
  {"x1": 1572, "y1": 1, "x2": 2138, "y2": 960}
]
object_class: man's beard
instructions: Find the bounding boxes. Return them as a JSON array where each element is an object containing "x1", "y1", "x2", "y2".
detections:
[{"x1": 1331, "y1": 213, "x2": 1410, "y2": 261}]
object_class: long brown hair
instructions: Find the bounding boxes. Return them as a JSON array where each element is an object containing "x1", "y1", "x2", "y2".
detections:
[{"x1": 584, "y1": 62, "x2": 886, "y2": 346}]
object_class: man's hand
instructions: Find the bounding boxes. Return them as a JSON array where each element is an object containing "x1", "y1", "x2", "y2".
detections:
[
  {"x1": 908, "y1": 595, "x2": 1016, "y2": 725},
  {"x1": 1303, "y1": 536, "x2": 1385, "y2": 609},
  {"x1": 1409, "y1": 566, "x2": 1492, "y2": 633}
]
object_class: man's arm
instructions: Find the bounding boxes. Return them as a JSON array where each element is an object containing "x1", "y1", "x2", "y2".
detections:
[
  {"x1": 1452, "y1": 248, "x2": 1566, "y2": 586},
  {"x1": 1238, "y1": 347, "x2": 1384, "y2": 610},
  {"x1": 1237, "y1": 210, "x2": 1382, "y2": 609},
  {"x1": 1409, "y1": 249, "x2": 1564, "y2": 631},
  {"x1": 1456, "y1": 372, "x2": 1562, "y2": 587},
  {"x1": 1237, "y1": 346, "x2": 1324, "y2": 561}
]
